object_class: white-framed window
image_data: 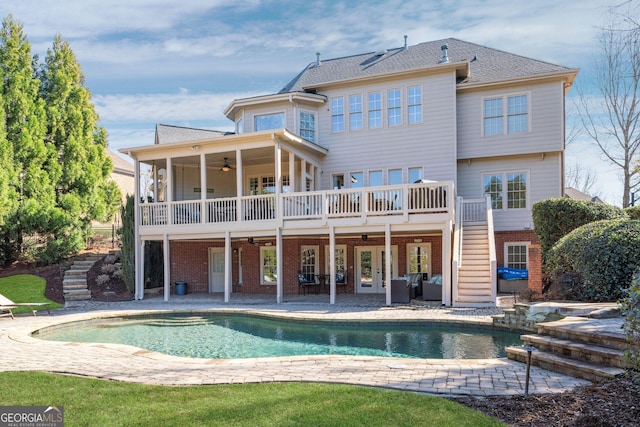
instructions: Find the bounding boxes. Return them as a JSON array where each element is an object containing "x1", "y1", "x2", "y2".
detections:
[
  {"x1": 388, "y1": 89, "x2": 401, "y2": 126},
  {"x1": 407, "y1": 243, "x2": 431, "y2": 276},
  {"x1": 261, "y1": 247, "x2": 277, "y2": 285},
  {"x1": 249, "y1": 175, "x2": 291, "y2": 194},
  {"x1": 483, "y1": 171, "x2": 528, "y2": 210},
  {"x1": 300, "y1": 111, "x2": 315, "y2": 142},
  {"x1": 505, "y1": 242, "x2": 529, "y2": 270},
  {"x1": 236, "y1": 117, "x2": 244, "y2": 134},
  {"x1": 300, "y1": 245, "x2": 319, "y2": 280},
  {"x1": 324, "y1": 244, "x2": 346, "y2": 275},
  {"x1": 349, "y1": 94, "x2": 363, "y2": 130},
  {"x1": 408, "y1": 86, "x2": 422, "y2": 124},
  {"x1": 388, "y1": 169, "x2": 402, "y2": 185},
  {"x1": 332, "y1": 174, "x2": 345, "y2": 190},
  {"x1": 409, "y1": 167, "x2": 423, "y2": 183},
  {"x1": 483, "y1": 94, "x2": 529, "y2": 136},
  {"x1": 255, "y1": 112, "x2": 284, "y2": 131},
  {"x1": 368, "y1": 92, "x2": 382, "y2": 128},
  {"x1": 331, "y1": 97, "x2": 344, "y2": 132},
  {"x1": 350, "y1": 172, "x2": 363, "y2": 188},
  {"x1": 369, "y1": 170, "x2": 383, "y2": 186}
]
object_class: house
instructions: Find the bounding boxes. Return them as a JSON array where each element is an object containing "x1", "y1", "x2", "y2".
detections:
[
  {"x1": 120, "y1": 38, "x2": 578, "y2": 307},
  {"x1": 564, "y1": 187, "x2": 605, "y2": 204}
]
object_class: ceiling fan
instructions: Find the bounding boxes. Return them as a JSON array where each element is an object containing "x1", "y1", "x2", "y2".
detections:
[{"x1": 220, "y1": 158, "x2": 235, "y2": 172}]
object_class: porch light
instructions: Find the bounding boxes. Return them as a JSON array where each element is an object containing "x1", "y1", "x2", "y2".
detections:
[
  {"x1": 248, "y1": 237, "x2": 254, "y2": 244},
  {"x1": 361, "y1": 234, "x2": 368, "y2": 241}
]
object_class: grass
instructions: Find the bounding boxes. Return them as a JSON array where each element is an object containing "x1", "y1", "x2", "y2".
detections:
[
  {"x1": 0, "y1": 372, "x2": 505, "y2": 427},
  {"x1": 0, "y1": 274, "x2": 62, "y2": 314}
]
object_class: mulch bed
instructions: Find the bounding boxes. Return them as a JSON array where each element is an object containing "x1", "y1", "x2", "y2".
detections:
[{"x1": 2, "y1": 256, "x2": 639, "y2": 425}]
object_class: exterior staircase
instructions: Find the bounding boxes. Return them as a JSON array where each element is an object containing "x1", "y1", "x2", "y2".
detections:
[
  {"x1": 455, "y1": 221, "x2": 494, "y2": 306},
  {"x1": 62, "y1": 254, "x2": 101, "y2": 303},
  {"x1": 506, "y1": 318, "x2": 630, "y2": 381}
]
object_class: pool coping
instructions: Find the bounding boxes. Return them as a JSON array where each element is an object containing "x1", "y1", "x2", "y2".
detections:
[{"x1": 0, "y1": 302, "x2": 592, "y2": 397}]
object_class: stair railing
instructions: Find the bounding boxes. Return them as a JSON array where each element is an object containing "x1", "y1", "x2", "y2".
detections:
[
  {"x1": 452, "y1": 196, "x2": 463, "y2": 304},
  {"x1": 485, "y1": 195, "x2": 497, "y2": 303}
]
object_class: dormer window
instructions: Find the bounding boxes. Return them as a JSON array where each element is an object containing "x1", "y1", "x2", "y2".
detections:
[{"x1": 255, "y1": 112, "x2": 284, "y2": 131}]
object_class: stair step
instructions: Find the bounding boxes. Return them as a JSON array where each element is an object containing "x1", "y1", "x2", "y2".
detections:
[
  {"x1": 65, "y1": 270, "x2": 89, "y2": 277},
  {"x1": 537, "y1": 322, "x2": 632, "y2": 351},
  {"x1": 458, "y1": 290, "x2": 492, "y2": 297},
  {"x1": 63, "y1": 283, "x2": 88, "y2": 290},
  {"x1": 520, "y1": 334, "x2": 630, "y2": 368},
  {"x1": 507, "y1": 346, "x2": 625, "y2": 381},
  {"x1": 64, "y1": 293, "x2": 92, "y2": 301},
  {"x1": 63, "y1": 278, "x2": 87, "y2": 285},
  {"x1": 458, "y1": 282, "x2": 492, "y2": 290}
]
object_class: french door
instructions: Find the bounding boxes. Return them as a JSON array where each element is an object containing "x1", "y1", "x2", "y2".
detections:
[
  {"x1": 208, "y1": 247, "x2": 225, "y2": 293},
  {"x1": 355, "y1": 246, "x2": 397, "y2": 294}
]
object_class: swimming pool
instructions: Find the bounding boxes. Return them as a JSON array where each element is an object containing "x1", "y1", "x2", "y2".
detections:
[{"x1": 34, "y1": 312, "x2": 522, "y2": 359}]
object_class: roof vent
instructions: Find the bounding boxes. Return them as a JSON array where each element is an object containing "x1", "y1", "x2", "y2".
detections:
[
  {"x1": 403, "y1": 35, "x2": 408, "y2": 49},
  {"x1": 439, "y1": 44, "x2": 449, "y2": 64},
  {"x1": 375, "y1": 49, "x2": 387, "y2": 57},
  {"x1": 315, "y1": 52, "x2": 321, "y2": 67}
]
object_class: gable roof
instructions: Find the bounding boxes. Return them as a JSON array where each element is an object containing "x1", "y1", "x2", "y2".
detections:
[
  {"x1": 106, "y1": 149, "x2": 134, "y2": 176},
  {"x1": 280, "y1": 38, "x2": 578, "y2": 93},
  {"x1": 155, "y1": 123, "x2": 232, "y2": 144},
  {"x1": 565, "y1": 187, "x2": 606, "y2": 204}
]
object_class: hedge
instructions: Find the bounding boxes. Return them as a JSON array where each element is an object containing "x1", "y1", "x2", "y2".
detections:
[
  {"x1": 546, "y1": 220, "x2": 640, "y2": 301},
  {"x1": 532, "y1": 198, "x2": 627, "y2": 258},
  {"x1": 625, "y1": 205, "x2": 640, "y2": 220}
]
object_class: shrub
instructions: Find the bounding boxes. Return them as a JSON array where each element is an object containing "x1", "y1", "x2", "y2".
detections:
[
  {"x1": 101, "y1": 263, "x2": 117, "y2": 274},
  {"x1": 546, "y1": 220, "x2": 640, "y2": 301},
  {"x1": 532, "y1": 198, "x2": 627, "y2": 258},
  {"x1": 621, "y1": 272, "x2": 640, "y2": 379},
  {"x1": 112, "y1": 269, "x2": 123, "y2": 280},
  {"x1": 625, "y1": 205, "x2": 640, "y2": 220},
  {"x1": 103, "y1": 254, "x2": 117, "y2": 265},
  {"x1": 96, "y1": 274, "x2": 111, "y2": 286}
]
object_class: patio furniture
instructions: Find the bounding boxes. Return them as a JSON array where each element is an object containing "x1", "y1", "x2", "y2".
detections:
[
  {"x1": 0, "y1": 293, "x2": 52, "y2": 319},
  {"x1": 336, "y1": 271, "x2": 348, "y2": 294},
  {"x1": 422, "y1": 274, "x2": 442, "y2": 301},
  {"x1": 298, "y1": 272, "x2": 316, "y2": 295}
]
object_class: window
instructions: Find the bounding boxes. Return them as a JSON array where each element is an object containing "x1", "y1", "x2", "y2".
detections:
[
  {"x1": 505, "y1": 243, "x2": 529, "y2": 270},
  {"x1": 255, "y1": 113, "x2": 284, "y2": 131},
  {"x1": 350, "y1": 172, "x2": 363, "y2": 188},
  {"x1": 300, "y1": 112, "x2": 315, "y2": 142},
  {"x1": 483, "y1": 94, "x2": 529, "y2": 136},
  {"x1": 331, "y1": 97, "x2": 344, "y2": 132},
  {"x1": 249, "y1": 175, "x2": 290, "y2": 194},
  {"x1": 408, "y1": 86, "x2": 422, "y2": 124},
  {"x1": 349, "y1": 95, "x2": 363, "y2": 130},
  {"x1": 508, "y1": 95, "x2": 528, "y2": 133},
  {"x1": 388, "y1": 89, "x2": 401, "y2": 126},
  {"x1": 409, "y1": 167, "x2": 423, "y2": 183},
  {"x1": 368, "y1": 92, "x2": 382, "y2": 128},
  {"x1": 407, "y1": 243, "x2": 431, "y2": 275},
  {"x1": 332, "y1": 174, "x2": 345, "y2": 190},
  {"x1": 300, "y1": 246, "x2": 318, "y2": 281},
  {"x1": 369, "y1": 170, "x2": 383, "y2": 186},
  {"x1": 261, "y1": 247, "x2": 277, "y2": 285},
  {"x1": 388, "y1": 169, "x2": 402, "y2": 185},
  {"x1": 236, "y1": 118, "x2": 244, "y2": 134},
  {"x1": 483, "y1": 172, "x2": 527, "y2": 210}
]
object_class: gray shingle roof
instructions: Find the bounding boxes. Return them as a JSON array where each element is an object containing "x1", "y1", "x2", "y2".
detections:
[
  {"x1": 280, "y1": 38, "x2": 577, "y2": 93},
  {"x1": 155, "y1": 124, "x2": 232, "y2": 144}
]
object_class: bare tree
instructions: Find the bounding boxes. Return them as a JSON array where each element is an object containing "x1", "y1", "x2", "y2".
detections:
[
  {"x1": 578, "y1": 2, "x2": 640, "y2": 207},
  {"x1": 565, "y1": 162, "x2": 599, "y2": 195}
]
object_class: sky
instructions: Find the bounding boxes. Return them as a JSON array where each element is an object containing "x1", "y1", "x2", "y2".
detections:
[{"x1": 0, "y1": 0, "x2": 629, "y2": 204}]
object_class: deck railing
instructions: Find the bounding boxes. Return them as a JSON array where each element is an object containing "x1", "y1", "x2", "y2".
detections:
[{"x1": 139, "y1": 182, "x2": 453, "y2": 227}]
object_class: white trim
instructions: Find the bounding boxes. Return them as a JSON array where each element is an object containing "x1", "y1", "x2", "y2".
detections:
[
  {"x1": 348, "y1": 93, "x2": 364, "y2": 131},
  {"x1": 260, "y1": 246, "x2": 277, "y2": 286},
  {"x1": 481, "y1": 91, "x2": 532, "y2": 137},
  {"x1": 407, "y1": 85, "x2": 423, "y2": 125},
  {"x1": 300, "y1": 245, "x2": 320, "y2": 276},
  {"x1": 481, "y1": 170, "x2": 530, "y2": 210},
  {"x1": 387, "y1": 87, "x2": 403, "y2": 127},
  {"x1": 330, "y1": 96, "x2": 345, "y2": 133},
  {"x1": 504, "y1": 241, "x2": 530, "y2": 270},
  {"x1": 406, "y1": 242, "x2": 432, "y2": 276},
  {"x1": 253, "y1": 111, "x2": 286, "y2": 132}
]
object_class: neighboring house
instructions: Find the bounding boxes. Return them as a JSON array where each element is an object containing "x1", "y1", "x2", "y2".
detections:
[
  {"x1": 121, "y1": 38, "x2": 578, "y2": 306},
  {"x1": 564, "y1": 187, "x2": 605, "y2": 204}
]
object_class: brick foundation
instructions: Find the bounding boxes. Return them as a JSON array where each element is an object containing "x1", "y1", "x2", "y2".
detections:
[{"x1": 494, "y1": 230, "x2": 542, "y2": 295}]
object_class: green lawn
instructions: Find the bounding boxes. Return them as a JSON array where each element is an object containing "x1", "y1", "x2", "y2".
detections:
[
  {"x1": 0, "y1": 372, "x2": 504, "y2": 427},
  {"x1": 0, "y1": 274, "x2": 62, "y2": 314}
]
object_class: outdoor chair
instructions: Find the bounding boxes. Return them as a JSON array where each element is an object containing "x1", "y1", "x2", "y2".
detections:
[
  {"x1": 336, "y1": 271, "x2": 348, "y2": 294},
  {"x1": 298, "y1": 272, "x2": 316, "y2": 295},
  {"x1": 0, "y1": 293, "x2": 51, "y2": 319}
]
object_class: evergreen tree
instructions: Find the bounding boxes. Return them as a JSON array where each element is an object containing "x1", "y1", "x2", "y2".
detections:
[{"x1": 0, "y1": 15, "x2": 52, "y2": 263}]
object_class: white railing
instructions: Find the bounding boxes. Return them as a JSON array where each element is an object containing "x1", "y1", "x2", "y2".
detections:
[
  {"x1": 138, "y1": 182, "x2": 453, "y2": 227},
  {"x1": 462, "y1": 199, "x2": 487, "y2": 222},
  {"x1": 452, "y1": 196, "x2": 463, "y2": 304},
  {"x1": 485, "y1": 195, "x2": 497, "y2": 303},
  {"x1": 205, "y1": 197, "x2": 237, "y2": 223}
]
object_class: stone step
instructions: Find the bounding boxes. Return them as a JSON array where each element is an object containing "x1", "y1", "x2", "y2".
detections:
[
  {"x1": 520, "y1": 334, "x2": 630, "y2": 369},
  {"x1": 63, "y1": 278, "x2": 87, "y2": 286},
  {"x1": 71, "y1": 260, "x2": 96, "y2": 268},
  {"x1": 537, "y1": 320, "x2": 631, "y2": 351},
  {"x1": 63, "y1": 283, "x2": 88, "y2": 290},
  {"x1": 64, "y1": 293, "x2": 92, "y2": 301},
  {"x1": 64, "y1": 270, "x2": 89, "y2": 278},
  {"x1": 507, "y1": 346, "x2": 625, "y2": 382}
]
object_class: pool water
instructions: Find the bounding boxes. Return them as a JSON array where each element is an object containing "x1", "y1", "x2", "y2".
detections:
[{"x1": 35, "y1": 313, "x2": 522, "y2": 359}]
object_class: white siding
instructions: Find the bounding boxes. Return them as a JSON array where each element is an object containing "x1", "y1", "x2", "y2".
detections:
[
  {"x1": 456, "y1": 153, "x2": 562, "y2": 231},
  {"x1": 314, "y1": 71, "x2": 458, "y2": 190},
  {"x1": 457, "y1": 81, "x2": 565, "y2": 159}
]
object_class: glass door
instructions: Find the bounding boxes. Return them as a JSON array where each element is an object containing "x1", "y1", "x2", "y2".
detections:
[{"x1": 356, "y1": 246, "x2": 397, "y2": 294}]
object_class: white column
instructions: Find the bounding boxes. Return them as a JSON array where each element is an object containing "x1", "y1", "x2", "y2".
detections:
[
  {"x1": 442, "y1": 221, "x2": 452, "y2": 306},
  {"x1": 137, "y1": 239, "x2": 144, "y2": 300},
  {"x1": 200, "y1": 153, "x2": 206, "y2": 223},
  {"x1": 133, "y1": 158, "x2": 143, "y2": 300},
  {"x1": 236, "y1": 148, "x2": 242, "y2": 222},
  {"x1": 329, "y1": 225, "x2": 336, "y2": 305},
  {"x1": 288, "y1": 151, "x2": 295, "y2": 192},
  {"x1": 163, "y1": 234, "x2": 170, "y2": 302},
  {"x1": 166, "y1": 157, "x2": 173, "y2": 224},
  {"x1": 224, "y1": 231, "x2": 231, "y2": 303},
  {"x1": 385, "y1": 223, "x2": 392, "y2": 306},
  {"x1": 276, "y1": 227, "x2": 283, "y2": 304}
]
